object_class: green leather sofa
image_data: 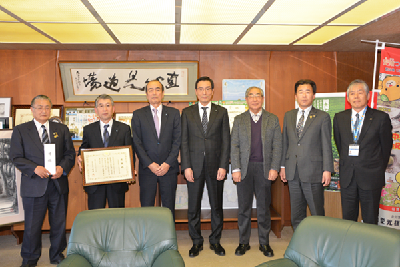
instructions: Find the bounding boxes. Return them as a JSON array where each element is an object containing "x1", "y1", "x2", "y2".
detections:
[
  {"x1": 256, "y1": 216, "x2": 400, "y2": 267},
  {"x1": 58, "y1": 207, "x2": 185, "y2": 267}
]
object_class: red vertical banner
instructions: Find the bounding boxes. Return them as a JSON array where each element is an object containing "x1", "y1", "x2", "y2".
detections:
[{"x1": 377, "y1": 47, "x2": 400, "y2": 229}]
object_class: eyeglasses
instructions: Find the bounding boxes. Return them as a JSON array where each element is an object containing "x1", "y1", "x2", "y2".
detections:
[
  {"x1": 247, "y1": 94, "x2": 262, "y2": 99},
  {"x1": 197, "y1": 87, "x2": 212, "y2": 92},
  {"x1": 32, "y1": 106, "x2": 51, "y2": 111}
]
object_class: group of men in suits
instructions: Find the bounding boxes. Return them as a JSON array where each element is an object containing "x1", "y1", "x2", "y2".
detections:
[{"x1": 10, "y1": 77, "x2": 392, "y2": 266}]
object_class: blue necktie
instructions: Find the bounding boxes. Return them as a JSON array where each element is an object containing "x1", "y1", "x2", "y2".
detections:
[{"x1": 103, "y1": 124, "x2": 109, "y2": 147}]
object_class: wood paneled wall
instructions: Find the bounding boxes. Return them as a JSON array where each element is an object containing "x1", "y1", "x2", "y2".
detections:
[{"x1": 0, "y1": 49, "x2": 375, "y2": 233}]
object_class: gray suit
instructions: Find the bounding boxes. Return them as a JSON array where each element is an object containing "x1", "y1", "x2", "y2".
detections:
[
  {"x1": 231, "y1": 109, "x2": 282, "y2": 245},
  {"x1": 281, "y1": 107, "x2": 333, "y2": 230}
]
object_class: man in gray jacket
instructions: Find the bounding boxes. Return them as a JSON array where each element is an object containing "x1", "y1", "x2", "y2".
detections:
[
  {"x1": 280, "y1": 79, "x2": 333, "y2": 231},
  {"x1": 231, "y1": 86, "x2": 282, "y2": 257}
]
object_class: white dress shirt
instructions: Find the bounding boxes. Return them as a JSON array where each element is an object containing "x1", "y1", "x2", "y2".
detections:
[
  {"x1": 198, "y1": 102, "x2": 211, "y2": 120},
  {"x1": 34, "y1": 119, "x2": 50, "y2": 143},
  {"x1": 100, "y1": 119, "x2": 113, "y2": 142},
  {"x1": 150, "y1": 104, "x2": 162, "y2": 131}
]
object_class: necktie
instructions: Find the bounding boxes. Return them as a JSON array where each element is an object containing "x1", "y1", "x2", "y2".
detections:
[
  {"x1": 103, "y1": 124, "x2": 109, "y2": 147},
  {"x1": 353, "y1": 113, "x2": 360, "y2": 142},
  {"x1": 41, "y1": 125, "x2": 49, "y2": 144},
  {"x1": 296, "y1": 110, "x2": 305, "y2": 138},
  {"x1": 201, "y1": 107, "x2": 208, "y2": 134},
  {"x1": 153, "y1": 108, "x2": 160, "y2": 138}
]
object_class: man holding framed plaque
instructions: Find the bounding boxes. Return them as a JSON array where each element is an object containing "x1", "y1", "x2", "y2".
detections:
[
  {"x1": 77, "y1": 94, "x2": 134, "y2": 210},
  {"x1": 131, "y1": 79, "x2": 181, "y2": 218}
]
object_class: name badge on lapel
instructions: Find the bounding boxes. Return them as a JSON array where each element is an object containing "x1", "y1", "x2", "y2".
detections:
[{"x1": 349, "y1": 144, "x2": 359, "y2": 156}]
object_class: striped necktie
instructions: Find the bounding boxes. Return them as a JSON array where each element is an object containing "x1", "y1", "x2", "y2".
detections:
[{"x1": 41, "y1": 125, "x2": 49, "y2": 144}]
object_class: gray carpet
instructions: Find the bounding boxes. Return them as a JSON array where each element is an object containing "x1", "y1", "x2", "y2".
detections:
[{"x1": 0, "y1": 227, "x2": 293, "y2": 267}]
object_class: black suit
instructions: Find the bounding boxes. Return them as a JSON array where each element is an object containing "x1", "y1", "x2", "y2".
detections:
[
  {"x1": 333, "y1": 107, "x2": 393, "y2": 224},
  {"x1": 79, "y1": 120, "x2": 133, "y2": 210},
  {"x1": 181, "y1": 103, "x2": 230, "y2": 245},
  {"x1": 131, "y1": 105, "x2": 181, "y2": 217},
  {"x1": 10, "y1": 120, "x2": 75, "y2": 265}
]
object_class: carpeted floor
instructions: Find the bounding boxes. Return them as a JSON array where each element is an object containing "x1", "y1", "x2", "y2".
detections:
[{"x1": 0, "y1": 227, "x2": 293, "y2": 267}]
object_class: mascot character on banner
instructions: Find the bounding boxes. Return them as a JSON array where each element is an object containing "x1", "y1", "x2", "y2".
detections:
[{"x1": 377, "y1": 46, "x2": 400, "y2": 229}]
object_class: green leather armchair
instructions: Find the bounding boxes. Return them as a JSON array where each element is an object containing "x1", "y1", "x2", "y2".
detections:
[
  {"x1": 58, "y1": 207, "x2": 185, "y2": 267},
  {"x1": 257, "y1": 216, "x2": 400, "y2": 267}
]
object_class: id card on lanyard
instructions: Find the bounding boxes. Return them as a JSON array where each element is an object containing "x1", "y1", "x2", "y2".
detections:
[{"x1": 349, "y1": 107, "x2": 366, "y2": 157}]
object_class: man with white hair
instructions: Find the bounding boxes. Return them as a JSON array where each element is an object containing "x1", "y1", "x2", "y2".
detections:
[{"x1": 333, "y1": 79, "x2": 392, "y2": 224}]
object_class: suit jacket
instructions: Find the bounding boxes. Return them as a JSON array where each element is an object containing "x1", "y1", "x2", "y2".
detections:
[
  {"x1": 231, "y1": 109, "x2": 282, "y2": 179},
  {"x1": 131, "y1": 105, "x2": 181, "y2": 176},
  {"x1": 281, "y1": 107, "x2": 334, "y2": 182},
  {"x1": 333, "y1": 107, "x2": 393, "y2": 190},
  {"x1": 10, "y1": 120, "x2": 75, "y2": 197},
  {"x1": 181, "y1": 103, "x2": 230, "y2": 179},
  {"x1": 79, "y1": 120, "x2": 133, "y2": 194}
]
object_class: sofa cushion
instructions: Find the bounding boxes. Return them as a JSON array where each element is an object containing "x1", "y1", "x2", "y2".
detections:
[{"x1": 66, "y1": 207, "x2": 179, "y2": 267}]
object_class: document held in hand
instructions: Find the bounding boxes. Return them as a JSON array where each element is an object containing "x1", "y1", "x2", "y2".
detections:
[{"x1": 44, "y1": 143, "x2": 56, "y2": 175}]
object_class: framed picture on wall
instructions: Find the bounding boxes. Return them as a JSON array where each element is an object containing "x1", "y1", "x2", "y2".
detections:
[
  {"x1": 115, "y1": 113, "x2": 132, "y2": 127},
  {"x1": 59, "y1": 61, "x2": 198, "y2": 102},
  {"x1": 0, "y1": 130, "x2": 24, "y2": 226},
  {"x1": 0, "y1": 97, "x2": 12, "y2": 117},
  {"x1": 64, "y1": 107, "x2": 98, "y2": 141},
  {"x1": 12, "y1": 105, "x2": 64, "y2": 127}
]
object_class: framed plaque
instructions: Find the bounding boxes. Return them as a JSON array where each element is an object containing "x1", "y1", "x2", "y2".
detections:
[{"x1": 81, "y1": 146, "x2": 135, "y2": 186}]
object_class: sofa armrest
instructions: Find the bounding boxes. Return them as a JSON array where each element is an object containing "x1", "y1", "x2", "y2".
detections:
[
  {"x1": 152, "y1": 250, "x2": 185, "y2": 267},
  {"x1": 57, "y1": 254, "x2": 92, "y2": 267},
  {"x1": 256, "y1": 258, "x2": 299, "y2": 267}
]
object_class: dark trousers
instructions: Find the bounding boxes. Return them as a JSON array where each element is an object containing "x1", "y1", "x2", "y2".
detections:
[
  {"x1": 21, "y1": 179, "x2": 67, "y2": 265},
  {"x1": 187, "y1": 163, "x2": 224, "y2": 245},
  {"x1": 139, "y1": 173, "x2": 177, "y2": 220},
  {"x1": 237, "y1": 162, "x2": 271, "y2": 245},
  {"x1": 288, "y1": 166, "x2": 325, "y2": 231},
  {"x1": 87, "y1": 184, "x2": 126, "y2": 210},
  {"x1": 341, "y1": 177, "x2": 381, "y2": 224}
]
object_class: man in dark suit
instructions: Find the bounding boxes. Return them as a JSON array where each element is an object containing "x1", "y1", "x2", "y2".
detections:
[
  {"x1": 280, "y1": 79, "x2": 333, "y2": 231},
  {"x1": 181, "y1": 76, "x2": 230, "y2": 257},
  {"x1": 10, "y1": 95, "x2": 75, "y2": 267},
  {"x1": 333, "y1": 79, "x2": 393, "y2": 224},
  {"x1": 77, "y1": 94, "x2": 133, "y2": 210},
  {"x1": 231, "y1": 87, "x2": 282, "y2": 257},
  {"x1": 131, "y1": 80, "x2": 181, "y2": 217}
]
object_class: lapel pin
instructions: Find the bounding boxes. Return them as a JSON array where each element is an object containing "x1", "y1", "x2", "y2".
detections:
[{"x1": 53, "y1": 132, "x2": 59, "y2": 138}]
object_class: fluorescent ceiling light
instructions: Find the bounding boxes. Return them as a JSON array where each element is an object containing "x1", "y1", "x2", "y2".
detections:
[
  {"x1": 0, "y1": 10, "x2": 17, "y2": 21},
  {"x1": 32, "y1": 23, "x2": 115, "y2": 43},
  {"x1": 0, "y1": 0, "x2": 97, "y2": 22},
  {"x1": 180, "y1": 25, "x2": 246, "y2": 44},
  {"x1": 181, "y1": 0, "x2": 267, "y2": 24},
  {"x1": 258, "y1": 0, "x2": 359, "y2": 24},
  {"x1": 330, "y1": 0, "x2": 400, "y2": 25},
  {"x1": 108, "y1": 24, "x2": 175, "y2": 44},
  {"x1": 295, "y1": 26, "x2": 358, "y2": 45},
  {"x1": 239, "y1": 25, "x2": 316, "y2": 45},
  {"x1": 88, "y1": 0, "x2": 175, "y2": 23},
  {"x1": 0, "y1": 23, "x2": 54, "y2": 43}
]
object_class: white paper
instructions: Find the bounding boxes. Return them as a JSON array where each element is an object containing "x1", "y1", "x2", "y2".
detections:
[{"x1": 44, "y1": 144, "x2": 56, "y2": 175}]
